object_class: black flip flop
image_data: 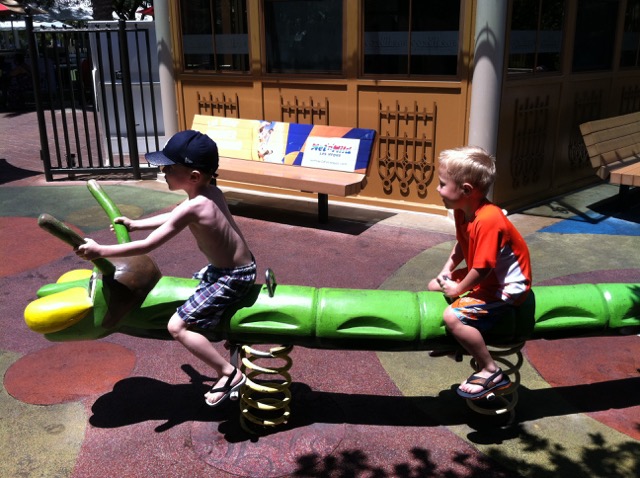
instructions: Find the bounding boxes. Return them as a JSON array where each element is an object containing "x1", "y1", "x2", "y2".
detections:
[
  {"x1": 456, "y1": 368, "x2": 511, "y2": 400},
  {"x1": 205, "y1": 367, "x2": 247, "y2": 407}
]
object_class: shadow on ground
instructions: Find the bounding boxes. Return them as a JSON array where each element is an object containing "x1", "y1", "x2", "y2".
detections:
[
  {"x1": 0, "y1": 158, "x2": 40, "y2": 184},
  {"x1": 588, "y1": 188, "x2": 640, "y2": 224},
  {"x1": 87, "y1": 366, "x2": 640, "y2": 477},
  {"x1": 517, "y1": 183, "x2": 640, "y2": 225},
  {"x1": 227, "y1": 201, "x2": 395, "y2": 235},
  {"x1": 89, "y1": 364, "x2": 640, "y2": 437}
]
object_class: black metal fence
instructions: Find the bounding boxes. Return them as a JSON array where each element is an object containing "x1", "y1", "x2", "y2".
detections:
[{"x1": 24, "y1": 16, "x2": 163, "y2": 180}]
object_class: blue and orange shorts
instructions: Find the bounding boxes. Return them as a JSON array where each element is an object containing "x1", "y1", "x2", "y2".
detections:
[
  {"x1": 444, "y1": 269, "x2": 514, "y2": 332},
  {"x1": 449, "y1": 295, "x2": 512, "y2": 332}
]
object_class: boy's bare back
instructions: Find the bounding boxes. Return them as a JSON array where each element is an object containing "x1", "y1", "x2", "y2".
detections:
[{"x1": 182, "y1": 185, "x2": 253, "y2": 269}]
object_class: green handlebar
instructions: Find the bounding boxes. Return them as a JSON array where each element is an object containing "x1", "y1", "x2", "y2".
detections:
[
  {"x1": 37, "y1": 213, "x2": 116, "y2": 276},
  {"x1": 87, "y1": 179, "x2": 131, "y2": 245}
]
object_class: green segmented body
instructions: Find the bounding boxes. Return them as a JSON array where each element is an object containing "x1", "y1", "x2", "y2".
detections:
[
  {"x1": 35, "y1": 274, "x2": 640, "y2": 348},
  {"x1": 26, "y1": 181, "x2": 640, "y2": 348}
]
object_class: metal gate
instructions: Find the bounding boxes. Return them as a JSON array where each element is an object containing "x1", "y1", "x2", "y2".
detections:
[{"x1": 25, "y1": 16, "x2": 163, "y2": 180}]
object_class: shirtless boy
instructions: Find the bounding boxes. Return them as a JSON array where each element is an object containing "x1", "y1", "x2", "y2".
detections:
[{"x1": 76, "y1": 130, "x2": 256, "y2": 407}]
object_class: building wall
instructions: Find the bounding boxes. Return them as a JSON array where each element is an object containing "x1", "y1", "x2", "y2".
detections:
[
  {"x1": 494, "y1": 0, "x2": 640, "y2": 210},
  {"x1": 171, "y1": 1, "x2": 474, "y2": 216},
  {"x1": 170, "y1": 0, "x2": 640, "y2": 214}
]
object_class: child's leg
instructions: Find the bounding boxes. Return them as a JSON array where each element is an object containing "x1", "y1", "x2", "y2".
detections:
[
  {"x1": 443, "y1": 307, "x2": 503, "y2": 394},
  {"x1": 167, "y1": 314, "x2": 243, "y2": 403}
]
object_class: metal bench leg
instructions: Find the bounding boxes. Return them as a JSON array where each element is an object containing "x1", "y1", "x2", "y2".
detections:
[
  {"x1": 318, "y1": 193, "x2": 329, "y2": 223},
  {"x1": 619, "y1": 184, "x2": 630, "y2": 201}
]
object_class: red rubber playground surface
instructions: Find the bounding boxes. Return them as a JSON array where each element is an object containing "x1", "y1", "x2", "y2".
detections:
[{"x1": 1, "y1": 110, "x2": 639, "y2": 477}]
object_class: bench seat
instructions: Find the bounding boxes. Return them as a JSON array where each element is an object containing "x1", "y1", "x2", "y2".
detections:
[
  {"x1": 610, "y1": 160, "x2": 640, "y2": 188},
  {"x1": 218, "y1": 157, "x2": 366, "y2": 198},
  {"x1": 580, "y1": 111, "x2": 640, "y2": 196},
  {"x1": 192, "y1": 115, "x2": 375, "y2": 222}
]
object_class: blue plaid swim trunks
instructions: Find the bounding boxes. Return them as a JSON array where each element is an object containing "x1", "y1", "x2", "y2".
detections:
[{"x1": 177, "y1": 260, "x2": 257, "y2": 329}]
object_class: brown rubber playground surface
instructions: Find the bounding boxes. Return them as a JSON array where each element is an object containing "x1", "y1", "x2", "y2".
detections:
[{"x1": 1, "y1": 110, "x2": 639, "y2": 477}]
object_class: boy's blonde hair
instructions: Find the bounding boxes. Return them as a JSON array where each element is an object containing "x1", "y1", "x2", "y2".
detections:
[{"x1": 438, "y1": 146, "x2": 496, "y2": 194}]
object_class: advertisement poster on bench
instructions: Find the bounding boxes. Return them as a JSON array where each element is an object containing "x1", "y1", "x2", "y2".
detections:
[
  {"x1": 195, "y1": 115, "x2": 375, "y2": 172},
  {"x1": 256, "y1": 121, "x2": 287, "y2": 164},
  {"x1": 300, "y1": 136, "x2": 360, "y2": 172}
]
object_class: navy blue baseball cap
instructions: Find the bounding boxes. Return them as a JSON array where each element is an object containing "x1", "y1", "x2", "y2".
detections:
[{"x1": 145, "y1": 130, "x2": 219, "y2": 175}]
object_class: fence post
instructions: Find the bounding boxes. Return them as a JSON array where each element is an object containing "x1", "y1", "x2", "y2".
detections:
[
  {"x1": 25, "y1": 8, "x2": 53, "y2": 181},
  {"x1": 118, "y1": 20, "x2": 141, "y2": 179}
]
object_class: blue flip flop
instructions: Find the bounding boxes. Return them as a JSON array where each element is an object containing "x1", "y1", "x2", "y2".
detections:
[{"x1": 456, "y1": 368, "x2": 511, "y2": 400}]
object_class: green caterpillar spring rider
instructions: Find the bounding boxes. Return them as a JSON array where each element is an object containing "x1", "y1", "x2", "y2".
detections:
[{"x1": 24, "y1": 180, "x2": 640, "y2": 428}]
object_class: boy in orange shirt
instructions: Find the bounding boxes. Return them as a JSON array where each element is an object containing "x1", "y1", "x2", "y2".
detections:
[{"x1": 428, "y1": 146, "x2": 532, "y2": 400}]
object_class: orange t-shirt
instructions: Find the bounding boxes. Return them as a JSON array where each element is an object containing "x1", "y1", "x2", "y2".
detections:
[{"x1": 454, "y1": 200, "x2": 532, "y2": 305}]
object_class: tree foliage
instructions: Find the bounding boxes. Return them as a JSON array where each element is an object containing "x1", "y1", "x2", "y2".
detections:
[
  {"x1": 30, "y1": 0, "x2": 152, "y2": 21},
  {"x1": 112, "y1": 0, "x2": 149, "y2": 20}
]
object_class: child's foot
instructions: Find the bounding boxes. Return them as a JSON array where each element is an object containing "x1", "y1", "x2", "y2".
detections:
[
  {"x1": 204, "y1": 367, "x2": 246, "y2": 407},
  {"x1": 456, "y1": 368, "x2": 511, "y2": 400}
]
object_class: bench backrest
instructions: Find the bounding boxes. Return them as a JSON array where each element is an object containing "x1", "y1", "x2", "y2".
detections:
[
  {"x1": 192, "y1": 115, "x2": 376, "y2": 174},
  {"x1": 579, "y1": 111, "x2": 640, "y2": 179}
]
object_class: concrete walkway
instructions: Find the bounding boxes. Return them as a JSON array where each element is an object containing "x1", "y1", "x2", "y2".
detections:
[{"x1": 1, "y1": 110, "x2": 639, "y2": 477}]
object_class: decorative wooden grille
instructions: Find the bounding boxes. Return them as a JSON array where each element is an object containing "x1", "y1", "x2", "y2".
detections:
[
  {"x1": 621, "y1": 85, "x2": 640, "y2": 115},
  {"x1": 377, "y1": 101, "x2": 437, "y2": 197},
  {"x1": 511, "y1": 96, "x2": 549, "y2": 187},
  {"x1": 569, "y1": 90, "x2": 603, "y2": 169},
  {"x1": 280, "y1": 96, "x2": 328, "y2": 124},
  {"x1": 197, "y1": 92, "x2": 240, "y2": 118}
]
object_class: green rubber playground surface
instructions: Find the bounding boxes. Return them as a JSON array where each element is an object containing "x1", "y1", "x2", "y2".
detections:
[{"x1": 0, "y1": 185, "x2": 184, "y2": 232}]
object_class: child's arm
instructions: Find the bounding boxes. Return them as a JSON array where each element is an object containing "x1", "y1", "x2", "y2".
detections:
[
  {"x1": 436, "y1": 243, "x2": 464, "y2": 281},
  {"x1": 77, "y1": 202, "x2": 194, "y2": 260},
  {"x1": 440, "y1": 267, "x2": 492, "y2": 298},
  {"x1": 110, "y1": 212, "x2": 173, "y2": 232}
]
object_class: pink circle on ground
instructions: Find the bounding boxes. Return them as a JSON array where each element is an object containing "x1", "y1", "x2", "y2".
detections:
[{"x1": 4, "y1": 342, "x2": 136, "y2": 405}]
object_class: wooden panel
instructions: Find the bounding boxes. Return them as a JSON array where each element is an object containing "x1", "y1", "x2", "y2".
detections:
[
  {"x1": 583, "y1": 134, "x2": 640, "y2": 166},
  {"x1": 178, "y1": 81, "x2": 261, "y2": 130},
  {"x1": 494, "y1": 85, "x2": 559, "y2": 207},
  {"x1": 262, "y1": 84, "x2": 345, "y2": 125},
  {"x1": 356, "y1": 87, "x2": 465, "y2": 208},
  {"x1": 596, "y1": 143, "x2": 640, "y2": 165},
  {"x1": 581, "y1": 123, "x2": 640, "y2": 146}
]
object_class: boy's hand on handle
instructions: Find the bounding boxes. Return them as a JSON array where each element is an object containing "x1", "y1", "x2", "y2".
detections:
[
  {"x1": 435, "y1": 271, "x2": 451, "y2": 289},
  {"x1": 437, "y1": 275, "x2": 459, "y2": 298},
  {"x1": 75, "y1": 238, "x2": 102, "y2": 261},
  {"x1": 111, "y1": 216, "x2": 133, "y2": 233}
]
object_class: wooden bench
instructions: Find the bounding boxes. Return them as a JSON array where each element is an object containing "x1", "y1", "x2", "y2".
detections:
[
  {"x1": 579, "y1": 111, "x2": 640, "y2": 197},
  {"x1": 191, "y1": 115, "x2": 376, "y2": 222}
]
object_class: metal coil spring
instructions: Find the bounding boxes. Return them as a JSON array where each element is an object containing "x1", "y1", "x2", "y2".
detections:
[
  {"x1": 239, "y1": 343, "x2": 293, "y2": 433},
  {"x1": 466, "y1": 342, "x2": 524, "y2": 423}
]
